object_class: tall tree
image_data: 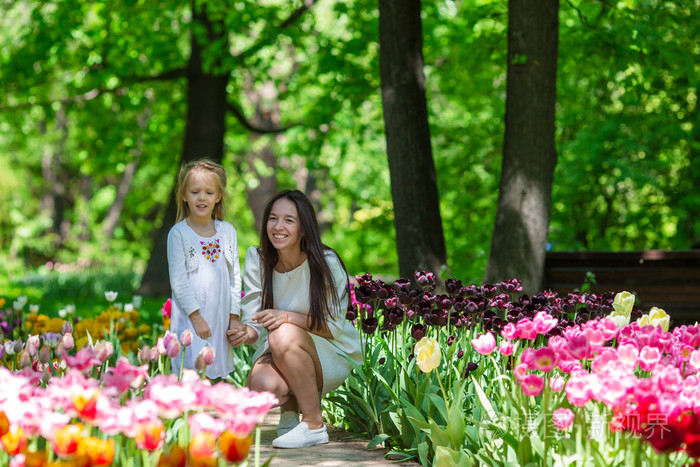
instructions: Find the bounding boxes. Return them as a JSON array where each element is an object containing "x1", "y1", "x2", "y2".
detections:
[
  {"x1": 378, "y1": 0, "x2": 447, "y2": 281},
  {"x1": 138, "y1": 6, "x2": 228, "y2": 295},
  {"x1": 485, "y1": 0, "x2": 559, "y2": 293}
]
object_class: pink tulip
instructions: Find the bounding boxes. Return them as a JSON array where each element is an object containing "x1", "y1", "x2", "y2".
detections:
[
  {"x1": 617, "y1": 342, "x2": 639, "y2": 368},
  {"x1": 520, "y1": 374, "x2": 544, "y2": 396},
  {"x1": 64, "y1": 347, "x2": 101, "y2": 371},
  {"x1": 471, "y1": 332, "x2": 496, "y2": 355},
  {"x1": 94, "y1": 341, "x2": 114, "y2": 362},
  {"x1": 552, "y1": 408, "x2": 575, "y2": 431},
  {"x1": 188, "y1": 412, "x2": 225, "y2": 437},
  {"x1": 558, "y1": 359, "x2": 582, "y2": 374},
  {"x1": 532, "y1": 347, "x2": 557, "y2": 373},
  {"x1": 639, "y1": 346, "x2": 661, "y2": 371},
  {"x1": 513, "y1": 363, "x2": 529, "y2": 382},
  {"x1": 501, "y1": 322, "x2": 518, "y2": 340},
  {"x1": 516, "y1": 318, "x2": 538, "y2": 340},
  {"x1": 199, "y1": 346, "x2": 216, "y2": 366},
  {"x1": 61, "y1": 332, "x2": 74, "y2": 351},
  {"x1": 499, "y1": 340, "x2": 514, "y2": 356},
  {"x1": 567, "y1": 335, "x2": 590, "y2": 360},
  {"x1": 102, "y1": 357, "x2": 150, "y2": 393},
  {"x1": 565, "y1": 373, "x2": 593, "y2": 407},
  {"x1": 549, "y1": 376, "x2": 565, "y2": 392},
  {"x1": 181, "y1": 330, "x2": 193, "y2": 348},
  {"x1": 533, "y1": 311, "x2": 558, "y2": 334}
]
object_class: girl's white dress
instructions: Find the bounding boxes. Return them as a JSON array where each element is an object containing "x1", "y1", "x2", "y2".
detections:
[
  {"x1": 167, "y1": 220, "x2": 241, "y2": 379},
  {"x1": 241, "y1": 246, "x2": 362, "y2": 395}
]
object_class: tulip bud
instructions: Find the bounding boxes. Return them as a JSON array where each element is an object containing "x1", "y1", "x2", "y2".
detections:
[
  {"x1": 61, "y1": 321, "x2": 73, "y2": 335},
  {"x1": 19, "y1": 351, "x2": 32, "y2": 369},
  {"x1": 59, "y1": 332, "x2": 75, "y2": 350},
  {"x1": 94, "y1": 341, "x2": 114, "y2": 362},
  {"x1": 25, "y1": 335, "x2": 39, "y2": 358},
  {"x1": 194, "y1": 354, "x2": 206, "y2": 372},
  {"x1": 39, "y1": 345, "x2": 51, "y2": 364},
  {"x1": 199, "y1": 347, "x2": 215, "y2": 366},
  {"x1": 180, "y1": 330, "x2": 193, "y2": 348},
  {"x1": 41, "y1": 367, "x2": 52, "y2": 386},
  {"x1": 13, "y1": 340, "x2": 23, "y2": 355},
  {"x1": 166, "y1": 339, "x2": 181, "y2": 359}
]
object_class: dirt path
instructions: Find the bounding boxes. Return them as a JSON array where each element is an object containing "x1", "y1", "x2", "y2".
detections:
[{"x1": 253, "y1": 411, "x2": 421, "y2": 466}]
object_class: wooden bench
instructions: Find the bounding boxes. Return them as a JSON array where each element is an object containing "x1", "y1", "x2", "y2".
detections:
[{"x1": 544, "y1": 250, "x2": 700, "y2": 327}]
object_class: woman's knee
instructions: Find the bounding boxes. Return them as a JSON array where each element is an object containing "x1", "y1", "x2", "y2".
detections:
[
  {"x1": 268, "y1": 323, "x2": 310, "y2": 354},
  {"x1": 247, "y1": 367, "x2": 287, "y2": 395}
]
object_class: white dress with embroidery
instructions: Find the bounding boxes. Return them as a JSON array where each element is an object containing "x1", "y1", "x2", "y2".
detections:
[{"x1": 167, "y1": 220, "x2": 241, "y2": 379}]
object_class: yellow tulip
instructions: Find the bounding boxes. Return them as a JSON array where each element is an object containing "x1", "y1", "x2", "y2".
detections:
[
  {"x1": 608, "y1": 311, "x2": 630, "y2": 328},
  {"x1": 414, "y1": 337, "x2": 441, "y2": 373},
  {"x1": 648, "y1": 307, "x2": 670, "y2": 332},
  {"x1": 612, "y1": 291, "x2": 635, "y2": 317}
]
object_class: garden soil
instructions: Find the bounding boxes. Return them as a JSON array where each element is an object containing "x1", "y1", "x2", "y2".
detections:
[{"x1": 255, "y1": 410, "x2": 421, "y2": 466}]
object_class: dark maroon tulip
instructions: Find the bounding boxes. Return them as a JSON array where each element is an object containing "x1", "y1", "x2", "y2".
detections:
[
  {"x1": 378, "y1": 357, "x2": 386, "y2": 365},
  {"x1": 394, "y1": 278, "x2": 411, "y2": 291},
  {"x1": 464, "y1": 361, "x2": 479, "y2": 378},
  {"x1": 361, "y1": 317, "x2": 378, "y2": 334},
  {"x1": 447, "y1": 335, "x2": 455, "y2": 346},
  {"x1": 456, "y1": 349, "x2": 464, "y2": 359},
  {"x1": 346, "y1": 306, "x2": 358, "y2": 321},
  {"x1": 410, "y1": 323, "x2": 425, "y2": 340},
  {"x1": 385, "y1": 296, "x2": 398, "y2": 308},
  {"x1": 481, "y1": 284, "x2": 498, "y2": 299},
  {"x1": 445, "y1": 278, "x2": 462, "y2": 295}
]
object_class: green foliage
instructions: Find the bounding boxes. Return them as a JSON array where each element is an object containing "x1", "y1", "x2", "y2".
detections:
[{"x1": 0, "y1": 0, "x2": 697, "y2": 288}]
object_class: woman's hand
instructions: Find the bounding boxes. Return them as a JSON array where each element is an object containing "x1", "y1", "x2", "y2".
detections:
[
  {"x1": 253, "y1": 309, "x2": 288, "y2": 331},
  {"x1": 226, "y1": 327, "x2": 248, "y2": 347}
]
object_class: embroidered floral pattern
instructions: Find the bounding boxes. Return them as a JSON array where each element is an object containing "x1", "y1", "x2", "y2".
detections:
[{"x1": 201, "y1": 239, "x2": 221, "y2": 263}]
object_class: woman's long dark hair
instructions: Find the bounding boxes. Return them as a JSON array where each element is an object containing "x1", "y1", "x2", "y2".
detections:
[{"x1": 258, "y1": 190, "x2": 347, "y2": 331}]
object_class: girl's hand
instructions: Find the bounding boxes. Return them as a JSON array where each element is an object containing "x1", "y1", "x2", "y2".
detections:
[
  {"x1": 253, "y1": 309, "x2": 288, "y2": 331},
  {"x1": 227, "y1": 327, "x2": 248, "y2": 347},
  {"x1": 190, "y1": 312, "x2": 212, "y2": 340}
]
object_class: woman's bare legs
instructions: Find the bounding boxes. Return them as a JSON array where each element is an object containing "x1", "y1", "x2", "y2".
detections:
[{"x1": 247, "y1": 324, "x2": 324, "y2": 428}]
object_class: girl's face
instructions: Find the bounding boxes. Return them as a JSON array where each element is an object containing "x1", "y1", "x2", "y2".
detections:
[
  {"x1": 266, "y1": 198, "x2": 302, "y2": 254},
  {"x1": 183, "y1": 171, "x2": 222, "y2": 223}
]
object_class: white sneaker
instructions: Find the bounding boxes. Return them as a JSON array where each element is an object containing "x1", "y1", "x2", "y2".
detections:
[
  {"x1": 272, "y1": 422, "x2": 329, "y2": 448},
  {"x1": 276, "y1": 411, "x2": 300, "y2": 436}
]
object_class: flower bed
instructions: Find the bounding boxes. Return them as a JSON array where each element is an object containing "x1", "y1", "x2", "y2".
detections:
[
  {"x1": 323, "y1": 272, "x2": 699, "y2": 466},
  {"x1": 0, "y1": 296, "x2": 276, "y2": 467}
]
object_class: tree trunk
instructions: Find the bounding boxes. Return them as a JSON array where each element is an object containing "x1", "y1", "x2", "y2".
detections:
[
  {"x1": 138, "y1": 7, "x2": 228, "y2": 296},
  {"x1": 378, "y1": 0, "x2": 447, "y2": 282},
  {"x1": 484, "y1": 0, "x2": 559, "y2": 294},
  {"x1": 103, "y1": 108, "x2": 150, "y2": 243}
]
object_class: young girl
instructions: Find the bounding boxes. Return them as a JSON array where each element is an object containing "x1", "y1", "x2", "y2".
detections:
[
  {"x1": 167, "y1": 159, "x2": 242, "y2": 379},
  {"x1": 227, "y1": 190, "x2": 362, "y2": 449}
]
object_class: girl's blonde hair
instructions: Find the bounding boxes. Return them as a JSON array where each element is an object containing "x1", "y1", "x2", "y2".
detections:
[{"x1": 175, "y1": 159, "x2": 227, "y2": 222}]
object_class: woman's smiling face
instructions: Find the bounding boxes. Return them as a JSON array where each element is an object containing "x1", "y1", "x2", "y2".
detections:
[{"x1": 266, "y1": 197, "x2": 302, "y2": 253}]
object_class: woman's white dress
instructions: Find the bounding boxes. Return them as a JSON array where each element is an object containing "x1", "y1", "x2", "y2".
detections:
[
  {"x1": 167, "y1": 220, "x2": 241, "y2": 379},
  {"x1": 241, "y1": 246, "x2": 362, "y2": 395}
]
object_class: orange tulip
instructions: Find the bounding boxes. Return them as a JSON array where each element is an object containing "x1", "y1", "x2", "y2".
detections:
[
  {"x1": 0, "y1": 411, "x2": 9, "y2": 436},
  {"x1": 189, "y1": 431, "x2": 216, "y2": 459},
  {"x1": 219, "y1": 431, "x2": 253, "y2": 464},
  {"x1": 134, "y1": 420, "x2": 165, "y2": 451},
  {"x1": 1, "y1": 426, "x2": 27, "y2": 455},
  {"x1": 76, "y1": 437, "x2": 115, "y2": 466},
  {"x1": 52, "y1": 424, "x2": 84, "y2": 457},
  {"x1": 156, "y1": 445, "x2": 186, "y2": 467},
  {"x1": 72, "y1": 389, "x2": 100, "y2": 420},
  {"x1": 21, "y1": 450, "x2": 48, "y2": 467}
]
